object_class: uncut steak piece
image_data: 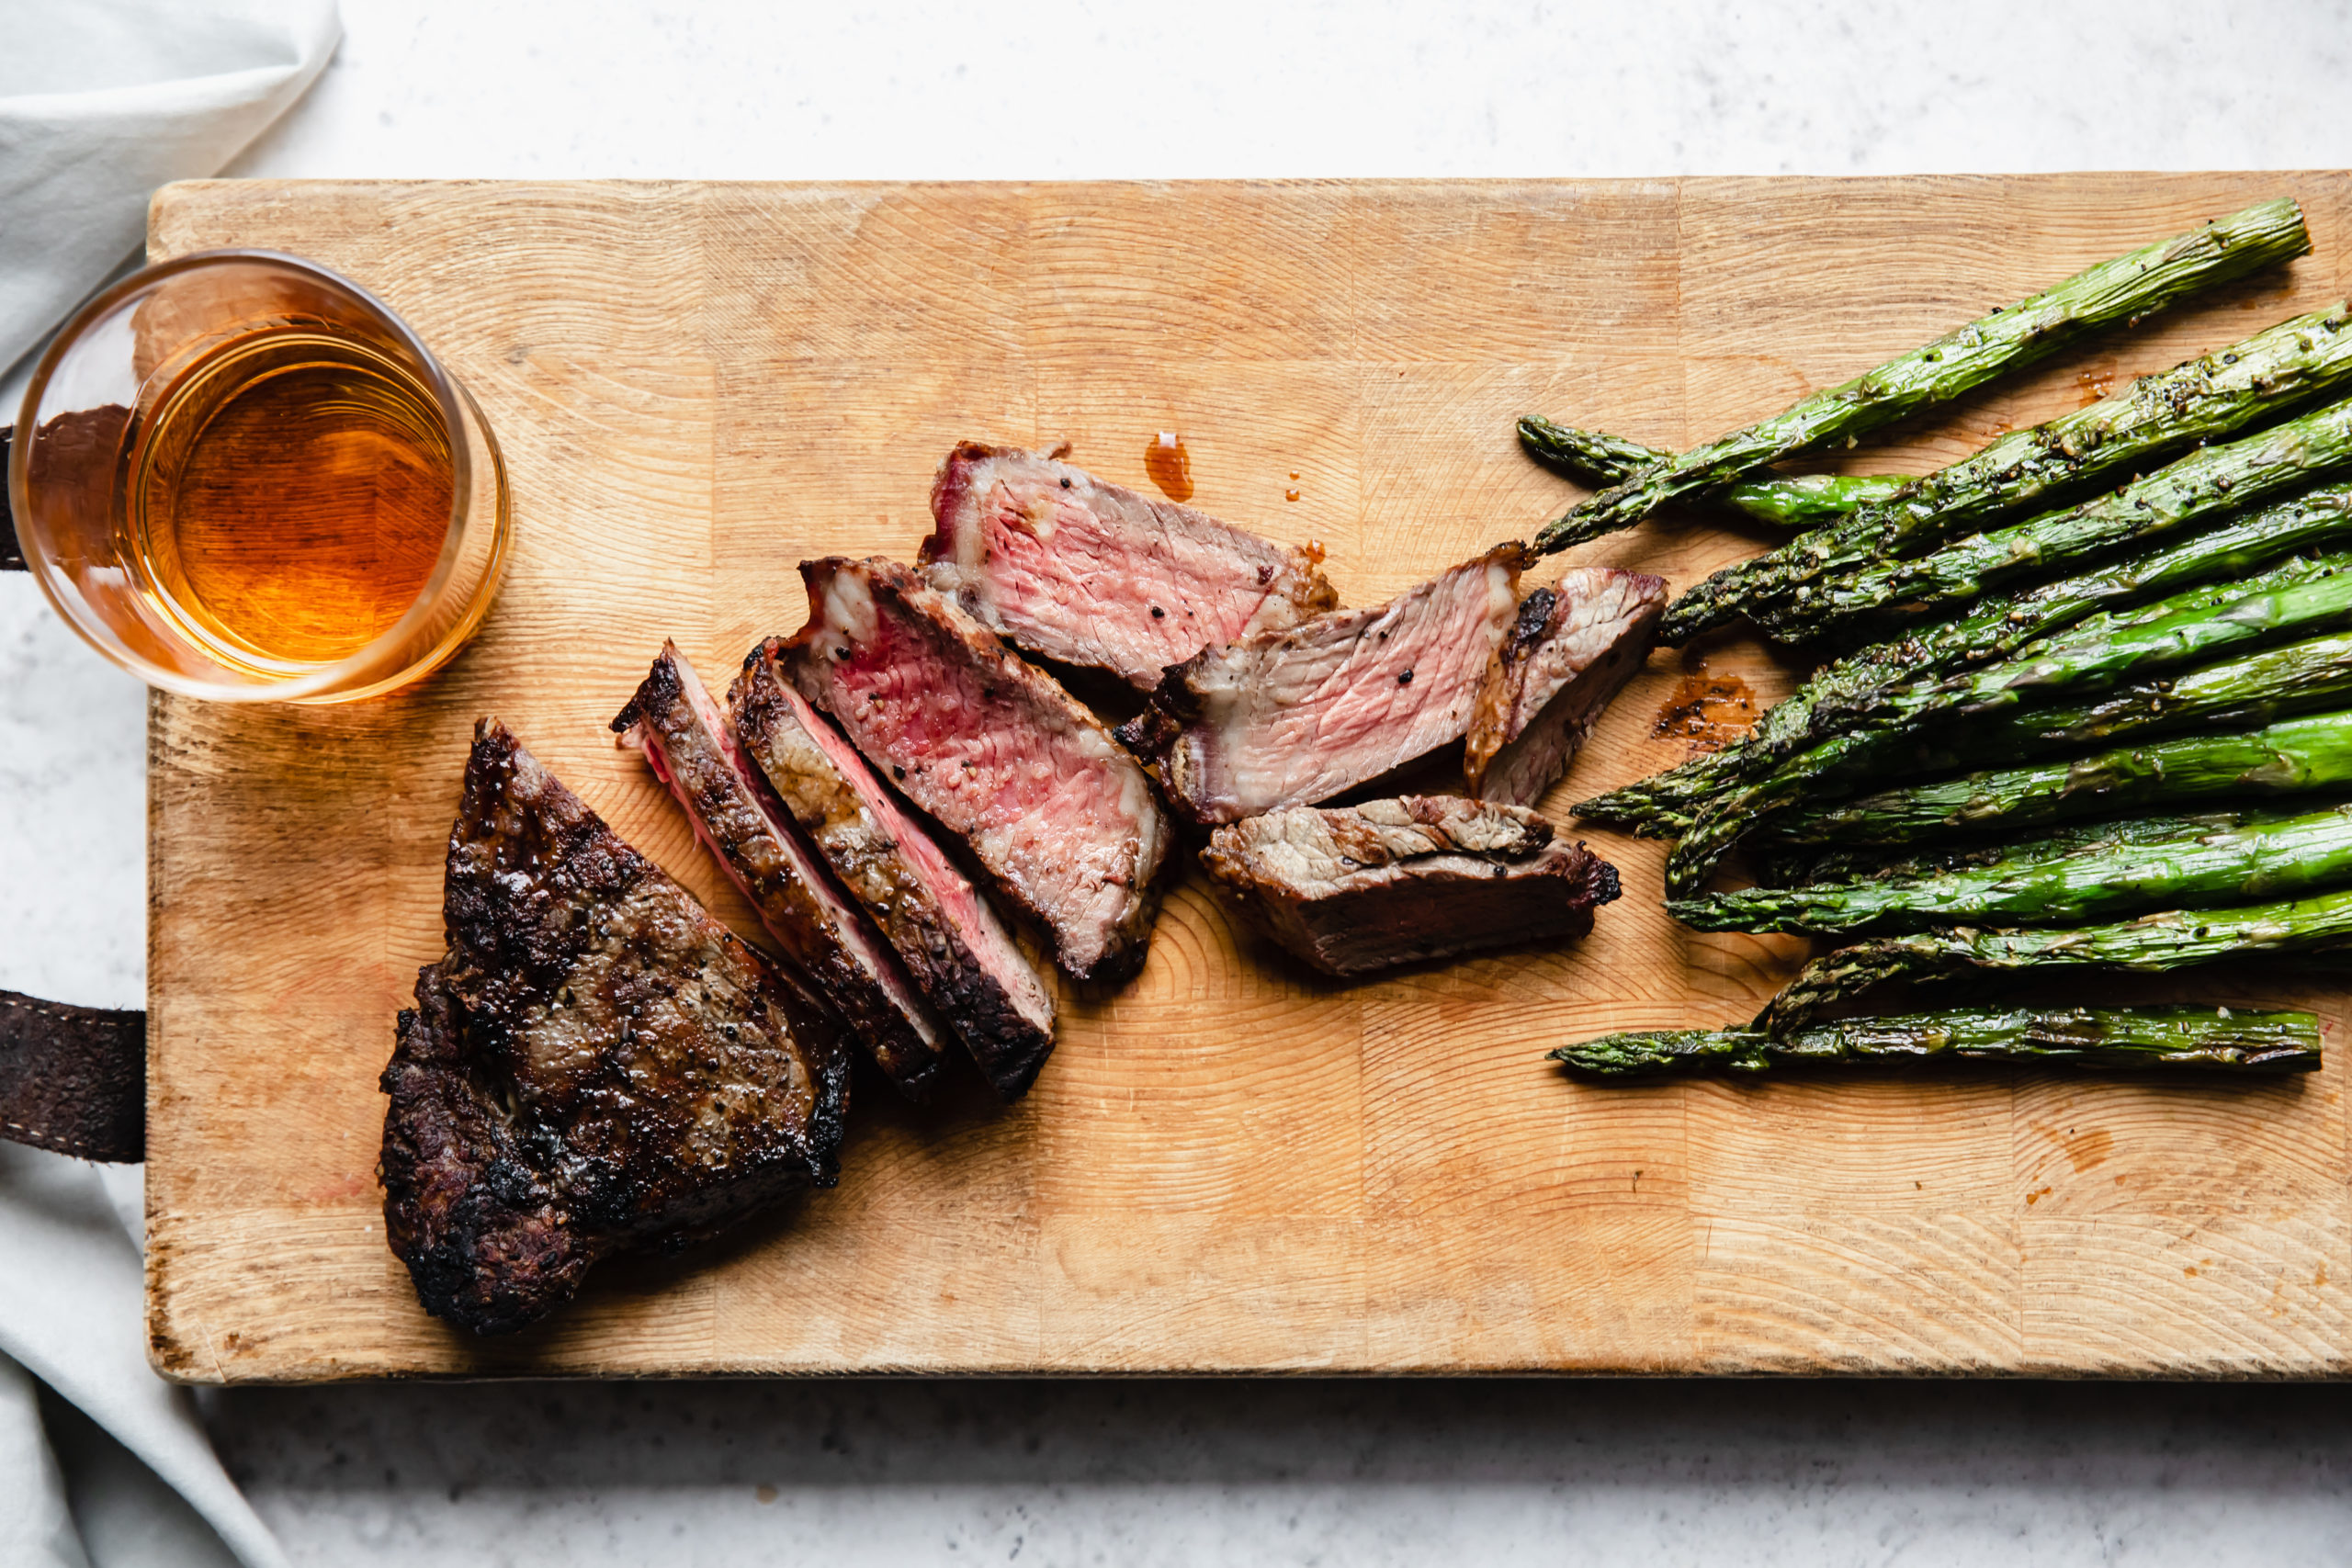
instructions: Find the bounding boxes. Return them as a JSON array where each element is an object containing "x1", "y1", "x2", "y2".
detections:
[
  {"x1": 614, "y1": 642, "x2": 945, "y2": 1100},
  {"x1": 733, "y1": 639, "x2": 1060, "y2": 1098},
  {"x1": 379, "y1": 719, "x2": 851, "y2": 1336},
  {"x1": 1198, "y1": 795, "x2": 1622, "y2": 977},
  {"x1": 920, "y1": 441, "x2": 1340, "y2": 690},
  {"x1": 1465, "y1": 568, "x2": 1667, "y2": 807},
  {"x1": 1117, "y1": 545, "x2": 1526, "y2": 825},
  {"x1": 783, "y1": 557, "x2": 1171, "y2": 985}
]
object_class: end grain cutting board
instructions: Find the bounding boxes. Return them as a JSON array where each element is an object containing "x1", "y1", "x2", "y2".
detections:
[{"x1": 144, "y1": 175, "x2": 2352, "y2": 1381}]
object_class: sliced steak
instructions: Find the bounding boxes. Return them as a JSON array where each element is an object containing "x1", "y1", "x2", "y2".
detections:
[
  {"x1": 1198, "y1": 795, "x2": 1622, "y2": 977},
  {"x1": 783, "y1": 557, "x2": 1171, "y2": 985},
  {"x1": 379, "y1": 719, "x2": 852, "y2": 1336},
  {"x1": 921, "y1": 441, "x2": 1339, "y2": 689},
  {"x1": 613, "y1": 642, "x2": 945, "y2": 1100},
  {"x1": 1465, "y1": 568, "x2": 1667, "y2": 807},
  {"x1": 1118, "y1": 544, "x2": 1526, "y2": 825},
  {"x1": 733, "y1": 639, "x2": 1060, "y2": 1097}
]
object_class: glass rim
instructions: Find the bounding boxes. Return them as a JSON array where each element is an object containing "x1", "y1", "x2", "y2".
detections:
[{"x1": 6, "y1": 247, "x2": 482, "y2": 703}]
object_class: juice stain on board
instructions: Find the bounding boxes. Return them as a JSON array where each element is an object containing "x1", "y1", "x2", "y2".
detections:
[{"x1": 1653, "y1": 658, "x2": 1756, "y2": 754}]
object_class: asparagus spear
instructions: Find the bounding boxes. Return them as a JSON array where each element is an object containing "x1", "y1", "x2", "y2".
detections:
[
  {"x1": 1755, "y1": 886, "x2": 2352, "y2": 1034},
  {"x1": 1768, "y1": 711, "x2": 2352, "y2": 848},
  {"x1": 1676, "y1": 803, "x2": 2352, "y2": 934},
  {"x1": 1667, "y1": 626, "x2": 2352, "y2": 894},
  {"x1": 1554, "y1": 1006, "x2": 2319, "y2": 1078},
  {"x1": 1792, "y1": 483, "x2": 2352, "y2": 740},
  {"x1": 1533, "y1": 198, "x2": 2312, "y2": 552},
  {"x1": 1815, "y1": 549, "x2": 2352, "y2": 746},
  {"x1": 1579, "y1": 483, "x2": 2352, "y2": 838},
  {"x1": 1662, "y1": 302, "x2": 2352, "y2": 640},
  {"x1": 1517, "y1": 416, "x2": 1907, "y2": 528},
  {"x1": 1750, "y1": 391, "x2": 2352, "y2": 645}
]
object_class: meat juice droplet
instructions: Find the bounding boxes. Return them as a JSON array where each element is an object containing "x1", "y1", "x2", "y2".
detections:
[{"x1": 1145, "y1": 431, "x2": 1193, "y2": 501}]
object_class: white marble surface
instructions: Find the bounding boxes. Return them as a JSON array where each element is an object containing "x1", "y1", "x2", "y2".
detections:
[{"x1": 10, "y1": 0, "x2": 2352, "y2": 1561}]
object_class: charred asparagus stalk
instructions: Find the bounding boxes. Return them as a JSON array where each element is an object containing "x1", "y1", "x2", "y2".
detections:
[
  {"x1": 1815, "y1": 549, "x2": 2352, "y2": 744},
  {"x1": 1662, "y1": 303, "x2": 2352, "y2": 640},
  {"x1": 1580, "y1": 484, "x2": 2352, "y2": 838},
  {"x1": 1675, "y1": 803, "x2": 2352, "y2": 934},
  {"x1": 1667, "y1": 626, "x2": 2352, "y2": 894},
  {"x1": 1768, "y1": 711, "x2": 2352, "y2": 848},
  {"x1": 1554, "y1": 1006, "x2": 2319, "y2": 1077},
  {"x1": 1755, "y1": 886, "x2": 2352, "y2": 1034},
  {"x1": 1749, "y1": 391, "x2": 2352, "y2": 645},
  {"x1": 1533, "y1": 198, "x2": 2312, "y2": 552},
  {"x1": 1516, "y1": 416, "x2": 1907, "y2": 528}
]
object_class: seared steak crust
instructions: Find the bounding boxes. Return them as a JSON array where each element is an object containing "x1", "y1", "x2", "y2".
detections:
[
  {"x1": 379, "y1": 719, "x2": 851, "y2": 1336},
  {"x1": 1464, "y1": 569, "x2": 1666, "y2": 806},
  {"x1": 614, "y1": 642, "x2": 945, "y2": 1099},
  {"x1": 733, "y1": 641, "x2": 1060, "y2": 1098},
  {"x1": 1119, "y1": 545, "x2": 1526, "y2": 825},
  {"x1": 921, "y1": 441, "x2": 1338, "y2": 689},
  {"x1": 1199, "y1": 795, "x2": 1621, "y2": 977},
  {"x1": 784, "y1": 557, "x2": 1170, "y2": 986}
]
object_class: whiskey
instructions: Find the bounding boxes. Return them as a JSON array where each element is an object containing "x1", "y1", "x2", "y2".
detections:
[{"x1": 128, "y1": 329, "x2": 456, "y2": 671}]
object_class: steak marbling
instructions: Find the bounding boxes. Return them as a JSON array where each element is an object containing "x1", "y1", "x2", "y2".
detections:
[
  {"x1": 1198, "y1": 795, "x2": 1622, "y2": 977},
  {"x1": 1119, "y1": 545, "x2": 1525, "y2": 824},
  {"x1": 379, "y1": 719, "x2": 852, "y2": 1336},
  {"x1": 614, "y1": 642, "x2": 945, "y2": 1099},
  {"x1": 921, "y1": 441, "x2": 1338, "y2": 689},
  {"x1": 733, "y1": 640, "x2": 1061, "y2": 1097},
  {"x1": 1464, "y1": 568, "x2": 1666, "y2": 806},
  {"x1": 784, "y1": 557, "x2": 1170, "y2": 985}
]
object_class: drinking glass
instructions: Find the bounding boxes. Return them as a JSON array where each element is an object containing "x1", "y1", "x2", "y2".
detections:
[{"x1": 6, "y1": 250, "x2": 510, "y2": 703}]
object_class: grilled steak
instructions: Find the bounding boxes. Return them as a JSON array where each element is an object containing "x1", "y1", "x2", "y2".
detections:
[
  {"x1": 783, "y1": 558, "x2": 1171, "y2": 985},
  {"x1": 1199, "y1": 795, "x2": 1622, "y2": 977},
  {"x1": 921, "y1": 441, "x2": 1338, "y2": 689},
  {"x1": 1465, "y1": 569, "x2": 1666, "y2": 806},
  {"x1": 733, "y1": 640, "x2": 1060, "y2": 1097},
  {"x1": 613, "y1": 642, "x2": 945, "y2": 1099},
  {"x1": 1118, "y1": 545, "x2": 1525, "y2": 825},
  {"x1": 379, "y1": 719, "x2": 851, "y2": 1336}
]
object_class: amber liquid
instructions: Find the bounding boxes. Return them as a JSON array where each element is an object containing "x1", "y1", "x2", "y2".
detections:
[{"x1": 128, "y1": 331, "x2": 455, "y2": 671}]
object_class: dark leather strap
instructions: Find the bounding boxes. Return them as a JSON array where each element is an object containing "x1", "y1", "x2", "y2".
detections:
[
  {"x1": 0, "y1": 991, "x2": 145, "y2": 1163},
  {"x1": 0, "y1": 433, "x2": 145, "y2": 1159},
  {"x1": 2, "y1": 426, "x2": 20, "y2": 570}
]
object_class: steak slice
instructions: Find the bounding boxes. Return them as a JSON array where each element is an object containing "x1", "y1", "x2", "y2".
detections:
[
  {"x1": 379, "y1": 719, "x2": 851, "y2": 1336},
  {"x1": 1118, "y1": 545, "x2": 1526, "y2": 825},
  {"x1": 783, "y1": 558, "x2": 1171, "y2": 986},
  {"x1": 613, "y1": 642, "x2": 945, "y2": 1100},
  {"x1": 920, "y1": 441, "x2": 1338, "y2": 689},
  {"x1": 1464, "y1": 568, "x2": 1667, "y2": 807},
  {"x1": 732, "y1": 639, "x2": 1060, "y2": 1098},
  {"x1": 1198, "y1": 795, "x2": 1622, "y2": 977}
]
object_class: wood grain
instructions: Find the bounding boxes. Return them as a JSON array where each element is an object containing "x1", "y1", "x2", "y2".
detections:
[{"x1": 143, "y1": 175, "x2": 2352, "y2": 1381}]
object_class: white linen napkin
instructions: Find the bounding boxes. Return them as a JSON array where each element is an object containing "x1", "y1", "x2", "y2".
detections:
[
  {"x1": 2, "y1": 4, "x2": 337, "y2": 1562},
  {"x1": 0, "y1": 0, "x2": 340, "y2": 413}
]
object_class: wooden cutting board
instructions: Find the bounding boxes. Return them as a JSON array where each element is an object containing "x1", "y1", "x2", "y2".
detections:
[{"x1": 144, "y1": 175, "x2": 2352, "y2": 1382}]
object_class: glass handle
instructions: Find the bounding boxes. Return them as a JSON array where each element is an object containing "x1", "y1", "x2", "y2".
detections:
[{"x1": 1, "y1": 426, "x2": 19, "y2": 571}]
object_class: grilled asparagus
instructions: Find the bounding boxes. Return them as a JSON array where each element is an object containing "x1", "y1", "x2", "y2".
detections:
[
  {"x1": 1668, "y1": 626, "x2": 2352, "y2": 894},
  {"x1": 1755, "y1": 886, "x2": 2352, "y2": 1033},
  {"x1": 1767, "y1": 711, "x2": 2352, "y2": 848},
  {"x1": 1675, "y1": 803, "x2": 2352, "y2": 934},
  {"x1": 1534, "y1": 198, "x2": 2312, "y2": 551},
  {"x1": 1663, "y1": 303, "x2": 2352, "y2": 640},
  {"x1": 1572, "y1": 483, "x2": 2352, "y2": 836},
  {"x1": 1751, "y1": 391, "x2": 2352, "y2": 644},
  {"x1": 1555, "y1": 1006, "x2": 2319, "y2": 1077},
  {"x1": 1516, "y1": 417, "x2": 1906, "y2": 528}
]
